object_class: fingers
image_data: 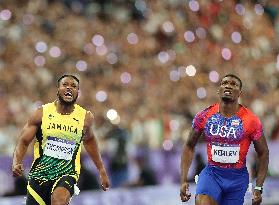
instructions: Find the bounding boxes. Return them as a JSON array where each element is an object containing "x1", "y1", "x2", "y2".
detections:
[
  {"x1": 12, "y1": 164, "x2": 24, "y2": 177},
  {"x1": 100, "y1": 170, "x2": 110, "y2": 191},
  {"x1": 100, "y1": 175, "x2": 110, "y2": 191},
  {"x1": 180, "y1": 183, "x2": 191, "y2": 202},
  {"x1": 101, "y1": 182, "x2": 109, "y2": 191},
  {"x1": 252, "y1": 195, "x2": 262, "y2": 205},
  {"x1": 252, "y1": 191, "x2": 262, "y2": 205},
  {"x1": 180, "y1": 191, "x2": 191, "y2": 202}
]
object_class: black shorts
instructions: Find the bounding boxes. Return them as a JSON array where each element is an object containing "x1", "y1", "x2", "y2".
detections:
[{"x1": 26, "y1": 175, "x2": 76, "y2": 205}]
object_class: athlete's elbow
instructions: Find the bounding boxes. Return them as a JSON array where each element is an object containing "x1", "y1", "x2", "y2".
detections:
[{"x1": 257, "y1": 148, "x2": 269, "y2": 161}]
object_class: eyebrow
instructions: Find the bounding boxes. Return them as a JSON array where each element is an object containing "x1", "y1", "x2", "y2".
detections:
[{"x1": 221, "y1": 79, "x2": 240, "y2": 85}]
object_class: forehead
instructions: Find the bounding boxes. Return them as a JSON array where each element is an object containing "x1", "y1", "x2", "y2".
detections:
[
  {"x1": 59, "y1": 77, "x2": 79, "y2": 85},
  {"x1": 221, "y1": 76, "x2": 240, "y2": 84}
]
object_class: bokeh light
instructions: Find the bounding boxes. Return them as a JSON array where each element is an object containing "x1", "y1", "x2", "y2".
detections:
[
  {"x1": 0, "y1": 9, "x2": 12, "y2": 21},
  {"x1": 158, "y1": 51, "x2": 170, "y2": 64},
  {"x1": 196, "y1": 27, "x2": 206, "y2": 39},
  {"x1": 184, "y1": 31, "x2": 195, "y2": 43},
  {"x1": 127, "y1": 33, "x2": 139, "y2": 45},
  {"x1": 169, "y1": 119, "x2": 179, "y2": 131},
  {"x1": 22, "y1": 14, "x2": 34, "y2": 25},
  {"x1": 92, "y1": 34, "x2": 104, "y2": 47},
  {"x1": 162, "y1": 139, "x2": 173, "y2": 151},
  {"x1": 189, "y1": 0, "x2": 199, "y2": 12},
  {"x1": 162, "y1": 21, "x2": 174, "y2": 33},
  {"x1": 107, "y1": 52, "x2": 118, "y2": 64},
  {"x1": 197, "y1": 87, "x2": 207, "y2": 99},
  {"x1": 35, "y1": 41, "x2": 48, "y2": 53},
  {"x1": 221, "y1": 48, "x2": 232, "y2": 60},
  {"x1": 231, "y1": 32, "x2": 242, "y2": 44},
  {"x1": 135, "y1": 0, "x2": 146, "y2": 12},
  {"x1": 170, "y1": 70, "x2": 180, "y2": 82},
  {"x1": 186, "y1": 65, "x2": 196, "y2": 76},
  {"x1": 49, "y1": 46, "x2": 61, "y2": 58},
  {"x1": 34, "y1": 55, "x2": 46, "y2": 67},
  {"x1": 235, "y1": 4, "x2": 245, "y2": 16},
  {"x1": 96, "y1": 90, "x2": 108, "y2": 102},
  {"x1": 254, "y1": 4, "x2": 264, "y2": 15},
  {"x1": 120, "y1": 72, "x2": 132, "y2": 84},
  {"x1": 107, "y1": 109, "x2": 118, "y2": 121},
  {"x1": 209, "y1": 71, "x2": 219, "y2": 83},
  {"x1": 96, "y1": 45, "x2": 108, "y2": 56},
  {"x1": 76, "y1": 60, "x2": 87, "y2": 71}
]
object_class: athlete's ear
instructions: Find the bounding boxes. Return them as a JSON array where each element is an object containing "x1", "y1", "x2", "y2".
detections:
[{"x1": 239, "y1": 90, "x2": 242, "y2": 97}]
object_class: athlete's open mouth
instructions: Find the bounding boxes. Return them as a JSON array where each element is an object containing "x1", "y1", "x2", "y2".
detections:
[
  {"x1": 64, "y1": 91, "x2": 73, "y2": 98},
  {"x1": 223, "y1": 90, "x2": 232, "y2": 95}
]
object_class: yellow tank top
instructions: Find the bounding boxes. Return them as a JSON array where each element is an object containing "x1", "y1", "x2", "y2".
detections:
[{"x1": 29, "y1": 102, "x2": 86, "y2": 182}]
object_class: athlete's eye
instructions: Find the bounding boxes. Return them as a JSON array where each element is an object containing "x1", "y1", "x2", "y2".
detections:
[
  {"x1": 231, "y1": 82, "x2": 238, "y2": 87},
  {"x1": 221, "y1": 81, "x2": 228, "y2": 86}
]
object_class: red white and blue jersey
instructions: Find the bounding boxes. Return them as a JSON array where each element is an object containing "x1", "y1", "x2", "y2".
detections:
[{"x1": 192, "y1": 103, "x2": 263, "y2": 169}]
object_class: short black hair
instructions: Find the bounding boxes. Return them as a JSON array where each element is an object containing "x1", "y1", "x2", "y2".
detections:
[
  {"x1": 57, "y1": 74, "x2": 79, "y2": 87},
  {"x1": 221, "y1": 74, "x2": 242, "y2": 90}
]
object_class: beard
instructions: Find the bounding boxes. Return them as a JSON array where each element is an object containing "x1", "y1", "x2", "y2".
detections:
[{"x1": 57, "y1": 93, "x2": 78, "y2": 106}]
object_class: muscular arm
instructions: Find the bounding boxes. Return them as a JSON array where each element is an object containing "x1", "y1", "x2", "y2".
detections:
[
  {"x1": 251, "y1": 135, "x2": 269, "y2": 205},
  {"x1": 180, "y1": 128, "x2": 202, "y2": 202},
  {"x1": 82, "y1": 111, "x2": 110, "y2": 190},
  {"x1": 253, "y1": 136, "x2": 269, "y2": 187},
  {"x1": 12, "y1": 108, "x2": 42, "y2": 177},
  {"x1": 180, "y1": 128, "x2": 202, "y2": 184}
]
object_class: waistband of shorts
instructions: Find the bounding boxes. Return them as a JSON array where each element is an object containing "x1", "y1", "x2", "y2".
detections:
[{"x1": 207, "y1": 164, "x2": 248, "y2": 173}]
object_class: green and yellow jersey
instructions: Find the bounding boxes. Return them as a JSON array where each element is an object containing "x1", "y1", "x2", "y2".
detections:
[{"x1": 29, "y1": 102, "x2": 86, "y2": 182}]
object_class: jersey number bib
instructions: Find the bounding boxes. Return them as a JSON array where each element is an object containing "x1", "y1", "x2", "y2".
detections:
[
  {"x1": 211, "y1": 144, "x2": 240, "y2": 163},
  {"x1": 44, "y1": 136, "x2": 76, "y2": 160}
]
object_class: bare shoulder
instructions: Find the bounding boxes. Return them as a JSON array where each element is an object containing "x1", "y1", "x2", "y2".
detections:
[
  {"x1": 83, "y1": 111, "x2": 95, "y2": 142},
  {"x1": 186, "y1": 127, "x2": 202, "y2": 147},
  {"x1": 28, "y1": 107, "x2": 43, "y2": 126},
  {"x1": 253, "y1": 135, "x2": 269, "y2": 154}
]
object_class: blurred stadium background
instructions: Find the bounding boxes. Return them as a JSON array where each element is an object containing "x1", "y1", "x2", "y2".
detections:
[{"x1": 0, "y1": 0, "x2": 279, "y2": 204}]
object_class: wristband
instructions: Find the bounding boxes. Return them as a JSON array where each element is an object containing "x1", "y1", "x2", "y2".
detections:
[{"x1": 254, "y1": 186, "x2": 263, "y2": 194}]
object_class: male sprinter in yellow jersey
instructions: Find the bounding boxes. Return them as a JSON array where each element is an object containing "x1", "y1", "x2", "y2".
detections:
[{"x1": 12, "y1": 74, "x2": 110, "y2": 205}]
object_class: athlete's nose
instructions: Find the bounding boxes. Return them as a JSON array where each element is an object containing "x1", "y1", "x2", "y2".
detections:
[{"x1": 224, "y1": 84, "x2": 233, "y2": 89}]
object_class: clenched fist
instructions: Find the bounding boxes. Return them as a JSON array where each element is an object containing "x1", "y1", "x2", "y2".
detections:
[{"x1": 12, "y1": 163, "x2": 24, "y2": 177}]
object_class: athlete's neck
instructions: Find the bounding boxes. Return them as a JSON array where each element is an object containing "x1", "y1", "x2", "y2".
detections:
[
  {"x1": 219, "y1": 101, "x2": 240, "y2": 118},
  {"x1": 55, "y1": 100, "x2": 75, "y2": 115}
]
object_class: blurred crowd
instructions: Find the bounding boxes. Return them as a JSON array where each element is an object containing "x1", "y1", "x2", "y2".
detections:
[{"x1": 0, "y1": 0, "x2": 279, "y2": 161}]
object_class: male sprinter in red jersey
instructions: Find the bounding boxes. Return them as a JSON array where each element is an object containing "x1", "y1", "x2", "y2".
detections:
[
  {"x1": 12, "y1": 74, "x2": 110, "y2": 205},
  {"x1": 180, "y1": 74, "x2": 269, "y2": 205}
]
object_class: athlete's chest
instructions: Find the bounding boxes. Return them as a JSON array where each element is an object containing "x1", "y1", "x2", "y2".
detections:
[
  {"x1": 204, "y1": 113, "x2": 245, "y2": 142},
  {"x1": 42, "y1": 112, "x2": 84, "y2": 139}
]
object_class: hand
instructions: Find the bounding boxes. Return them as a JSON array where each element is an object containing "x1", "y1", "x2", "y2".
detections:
[
  {"x1": 180, "y1": 182, "x2": 191, "y2": 202},
  {"x1": 252, "y1": 190, "x2": 262, "y2": 205},
  {"x1": 99, "y1": 169, "x2": 110, "y2": 191},
  {"x1": 12, "y1": 163, "x2": 24, "y2": 177}
]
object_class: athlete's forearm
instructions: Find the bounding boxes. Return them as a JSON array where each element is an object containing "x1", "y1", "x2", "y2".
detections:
[
  {"x1": 84, "y1": 137, "x2": 106, "y2": 172},
  {"x1": 255, "y1": 150, "x2": 269, "y2": 187},
  {"x1": 13, "y1": 139, "x2": 29, "y2": 165},
  {"x1": 180, "y1": 144, "x2": 195, "y2": 184}
]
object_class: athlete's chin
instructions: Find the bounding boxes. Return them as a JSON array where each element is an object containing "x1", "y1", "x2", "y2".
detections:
[
  {"x1": 58, "y1": 96, "x2": 77, "y2": 105},
  {"x1": 63, "y1": 100, "x2": 75, "y2": 104},
  {"x1": 221, "y1": 96, "x2": 235, "y2": 103}
]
